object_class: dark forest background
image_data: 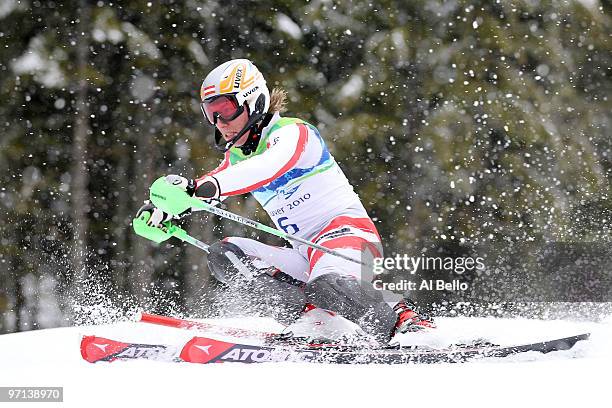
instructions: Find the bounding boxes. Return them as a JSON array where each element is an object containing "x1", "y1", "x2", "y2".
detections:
[{"x1": 0, "y1": 0, "x2": 610, "y2": 333}]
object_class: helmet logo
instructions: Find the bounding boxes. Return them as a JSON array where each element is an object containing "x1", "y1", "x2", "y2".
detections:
[
  {"x1": 242, "y1": 86, "x2": 259, "y2": 98},
  {"x1": 233, "y1": 66, "x2": 243, "y2": 89}
]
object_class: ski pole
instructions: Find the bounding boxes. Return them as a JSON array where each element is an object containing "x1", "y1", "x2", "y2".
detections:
[
  {"x1": 170, "y1": 225, "x2": 210, "y2": 253},
  {"x1": 148, "y1": 176, "x2": 372, "y2": 267}
]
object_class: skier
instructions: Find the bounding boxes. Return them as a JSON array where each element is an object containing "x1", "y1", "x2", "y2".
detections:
[{"x1": 137, "y1": 59, "x2": 434, "y2": 343}]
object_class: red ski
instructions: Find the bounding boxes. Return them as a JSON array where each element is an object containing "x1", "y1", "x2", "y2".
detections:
[
  {"x1": 81, "y1": 333, "x2": 590, "y2": 365},
  {"x1": 81, "y1": 336, "x2": 179, "y2": 363},
  {"x1": 139, "y1": 312, "x2": 279, "y2": 340}
]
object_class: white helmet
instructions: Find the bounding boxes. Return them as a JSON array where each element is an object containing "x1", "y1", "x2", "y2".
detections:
[{"x1": 200, "y1": 59, "x2": 270, "y2": 152}]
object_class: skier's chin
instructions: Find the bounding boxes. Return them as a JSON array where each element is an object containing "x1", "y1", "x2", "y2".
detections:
[
  {"x1": 224, "y1": 132, "x2": 250, "y2": 147},
  {"x1": 222, "y1": 132, "x2": 238, "y2": 142}
]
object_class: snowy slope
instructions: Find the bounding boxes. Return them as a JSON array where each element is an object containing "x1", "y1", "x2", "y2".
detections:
[{"x1": 0, "y1": 316, "x2": 610, "y2": 408}]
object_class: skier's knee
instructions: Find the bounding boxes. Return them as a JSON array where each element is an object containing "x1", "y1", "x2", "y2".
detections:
[
  {"x1": 206, "y1": 240, "x2": 253, "y2": 285},
  {"x1": 207, "y1": 240, "x2": 307, "y2": 325}
]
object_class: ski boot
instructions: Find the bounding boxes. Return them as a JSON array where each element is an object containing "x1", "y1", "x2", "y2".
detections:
[
  {"x1": 277, "y1": 303, "x2": 379, "y2": 348},
  {"x1": 393, "y1": 299, "x2": 436, "y2": 334}
]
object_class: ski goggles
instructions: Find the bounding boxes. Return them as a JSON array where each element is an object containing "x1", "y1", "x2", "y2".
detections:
[{"x1": 201, "y1": 95, "x2": 245, "y2": 125}]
